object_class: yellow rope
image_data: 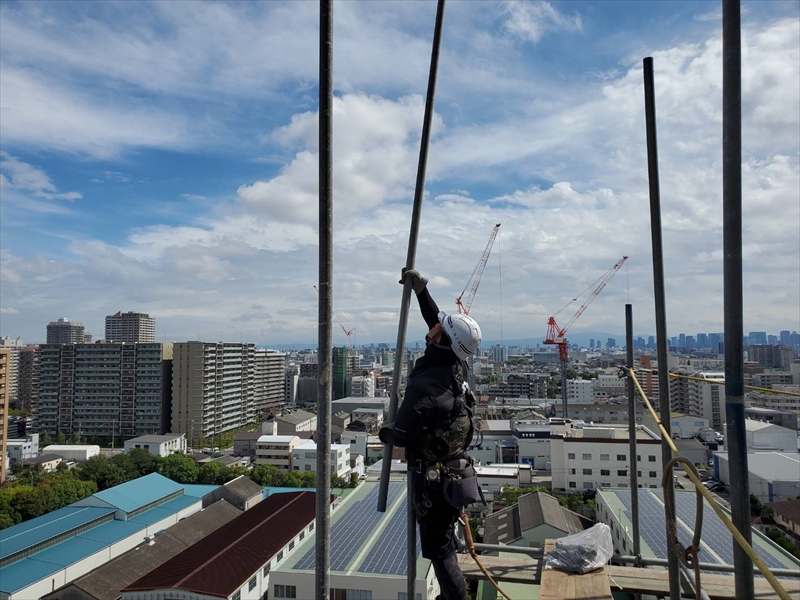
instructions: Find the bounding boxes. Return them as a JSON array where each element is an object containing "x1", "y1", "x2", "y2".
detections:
[
  {"x1": 638, "y1": 369, "x2": 800, "y2": 397},
  {"x1": 626, "y1": 368, "x2": 792, "y2": 600}
]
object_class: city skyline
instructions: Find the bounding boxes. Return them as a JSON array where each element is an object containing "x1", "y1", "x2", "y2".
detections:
[{"x1": 1, "y1": 1, "x2": 798, "y2": 346}]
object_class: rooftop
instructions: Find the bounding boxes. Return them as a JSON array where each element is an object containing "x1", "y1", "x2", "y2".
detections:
[
  {"x1": 276, "y1": 410, "x2": 316, "y2": 425},
  {"x1": 21, "y1": 453, "x2": 62, "y2": 464},
  {"x1": 294, "y1": 440, "x2": 349, "y2": 451},
  {"x1": 559, "y1": 424, "x2": 660, "y2": 442},
  {"x1": 765, "y1": 499, "x2": 800, "y2": 527},
  {"x1": 257, "y1": 434, "x2": 300, "y2": 443},
  {"x1": 484, "y1": 492, "x2": 586, "y2": 545},
  {"x1": 124, "y1": 434, "x2": 184, "y2": 443},
  {"x1": 80, "y1": 473, "x2": 184, "y2": 513}
]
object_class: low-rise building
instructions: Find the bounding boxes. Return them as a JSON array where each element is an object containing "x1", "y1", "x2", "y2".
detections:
[
  {"x1": 19, "y1": 453, "x2": 62, "y2": 472},
  {"x1": 766, "y1": 499, "x2": 800, "y2": 540},
  {"x1": 642, "y1": 412, "x2": 708, "y2": 439},
  {"x1": 550, "y1": 421, "x2": 663, "y2": 491},
  {"x1": 350, "y1": 454, "x2": 365, "y2": 478},
  {"x1": 744, "y1": 406, "x2": 797, "y2": 431},
  {"x1": 713, "y1": 451, "x2": 800, "y2": 502},
  {"x1": 5, "y1": 433, "x2": 39, "y2": 465},
  {"x1": 292, "y1": 440, "x2": 351, "y2": 478},
  {"x1": 724, "y1": 420, "x2": 797, "y2": 452},
  {"x1": 352, "y1": 407, "x2": 384, "y2": 427},
  {"x1": 275, "y1": 410, "x2": 317, "y2": 435},
  {"x1": 484, "y1": 491, "x2": 588, "y2": 547},
  {"x1": 124, "y1": 433, "x2": 186, "y2": 457},
  {"x1": 255, "y1": 435, "x2": 301, "y2": 470},
  {"x1": 42, "y1": 444, "x2": 100, "y2": 462},
  {"x1": 513, "y1": 421, "x2": 552, "y2": 470},
  {"x1": 474, "y1": 464, "x2": 532, "y2": 500}
]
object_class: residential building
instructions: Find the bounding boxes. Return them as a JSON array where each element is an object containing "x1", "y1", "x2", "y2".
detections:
[
  {"x1": 42, "y1": 445, "x2": 100, "y2": 462},
  {"x1": 19, "y1": 453, "x2": 62, "y2": 472},
  {"x1": 255, "y1": 435, "x2": 301, "y2": 470},
  {"x1": 595, "y1": 374, "x2": 627, "y2": 398},
  {"x1": 566, "y1": 378, "x2": 594, "y2": 403},
  {"x1": 744, "y1": 406, "x2": 797, "y2": 430},
  {"x1": 104, "y1": 311, "x2": 156, "y2": 343},
  {"x1": 669, "y1": 370, "x2": 726, "y2": 430},
  {"x1": 754, "y1": 371, "x2": 795, "y2": 388},
  {"x1": 713, "y1": 451, "x2": 800, "y2": 502},
  {"x1": 124, "y1": 433, "x2": 187, "y2": 456},
  {"x1": 284, "y1": 365, "x2": 299, "y2": 406},
  {"x1": 6, "y1": 433, "x2": 39, "y2": 465},
  {"x1": 550, "y1": 421, "x2": 663, "y2": 491},
  {"x1": 38, "y1": 343, "x2": 174, "y2": 438},
  {"x1": 275, "y1": 409, "x2": 317, "y2": 435},
  {"x1": 0, "y1": 473, "x2": 217, "y2": 600},
  {"x1": 488, "y1": 375, "x2": 548, "y2": 400},
  {"x1": 748, "y1": 345, "x2": 794, "y2": 369},
  {"x1": 17, "y1": 345, "x2": 39, "y2": 412},
  {"x1": 766, "y1": 500, "x2": 800, "y2": 539},
  {"x1": 43, "y1": 500, "x2": 242, "y2": 600},
  {"x1": 0, "y1": 338, "x2": 21, "y2": 404},
  {"x1": 340, "y1": 431, "x2": 370, "y2": 459},
  {"x1": 596, "y1": 488, "x2": 800, "y2": 569},
  {"x1": 352, "y1": 407, "x2": 384, "y2": 428},
  {"x1": 121, "y1": 491, "x2": 320, "y2": 600},
  {"x1": 347, "y1": 372, "x2": 376, "y2": 397},
  {"x1": 484, "y1": 491, "x2": 588, "y2": 547},
  {"x1": 46, "y1": 317, "x2": 87, "y2": 344},
  {"x1": 552, "y1": 402, "x2": 642, "y2": 427},
  {"x1": 254, "y1": 349, "x2": 285, "y2": 413},
  {"x1": 291, "y1": 440, "x2": 351, "y2": 478},
  {"x1": 270, "y1": 482, "x2": 437, "y2": 600},
  {"x1": 748, "y1": 386, "x2": 800, "y2": 420},
  {"x1": 641, "y1": 412, "x2": 708, "y2": 439},
  {"x1": 171, "y1": 342, "x2": 257, "y2": 439},
  {"x1": 0, "y1": 348, "x2": 9, "y2": 483},
  {"x1": 723, "y1": 420, "x2": 797, "y2": 452}
]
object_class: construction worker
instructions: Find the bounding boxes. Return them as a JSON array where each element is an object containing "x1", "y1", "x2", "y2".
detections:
[{"x1": 379, "y1": 269, "x2": 483, "y2": 600}]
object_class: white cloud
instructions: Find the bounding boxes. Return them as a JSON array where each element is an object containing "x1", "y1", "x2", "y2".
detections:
[
  {"x1": 181, "y1": 193, "x2": 208, "y2": 202},
  {"x1": 502, "y1": 1, "x2": 583, "y2": 43},
  {"x1": 0, "y1": 151, "x2": 81, "y2": 200},
  {"x1": 0, "y1": 307, "x2": 20, "y2": 315}
]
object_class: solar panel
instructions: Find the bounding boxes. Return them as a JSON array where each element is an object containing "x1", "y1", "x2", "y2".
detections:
[
  {"x1": 357, "y1": 497, "x2": 422, "y2": 575},
  {"x1": 293, "y1": 482, "x2": 406, "y2": 572}
]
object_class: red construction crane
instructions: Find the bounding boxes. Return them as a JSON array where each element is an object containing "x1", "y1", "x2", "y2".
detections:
[
  {"x1": 456, "y1": 223, "x2": 501, "y2": 315},
  {"x1": 544, "y1": 255, "x2": 628, "y2": 417},
  {"x1": 340, "y1": 324, "x2": 356, "y2": 348}
]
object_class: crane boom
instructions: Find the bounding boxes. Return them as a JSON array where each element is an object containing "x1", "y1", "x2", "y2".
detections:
[{"x1": 456, "y1": 223, "x2": 501, "y2": 314}]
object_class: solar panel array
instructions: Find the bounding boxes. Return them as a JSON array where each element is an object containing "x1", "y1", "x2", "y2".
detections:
[
  {"x1": 357, "y1": 497, "x2": 421, "y2": 575},
  {"x1": 293, "y1": 483, "x2": 405, "y2": 572}
]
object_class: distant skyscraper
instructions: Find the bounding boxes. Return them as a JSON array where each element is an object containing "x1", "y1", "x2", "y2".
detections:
[
  {"x1": 678, "y1": 333, "x2": 687, "y2": 348},
  {"x1": 105, "y1": 311, "x2": 156, "y2": 343},
  {"x1": 696, "y1": 333, "x2": 708, "y2": 349},
  {"x1": 607, "y1": 338, "x2": 616, "y2": 348},
  {"x1": 767, "y1": 335, "x2": 778, "y2": 345},
  {"x1": 748, "y1": 331, "x2": 768, "y2": 345},
  {"x1": 590, "y1": 339, "x2": 595, "y2": 349},
  {"x1": 647, "y1": 336, "x2": 655, "y2": 350},
  {"x1": 686, "y1": 336, "x2": 695, "y2": 348},
  {"x1": 780, "y1": 330, "x2": 791, "y2": 346},
  {"x1": 46, "y1": 318, "x2": 86, "y2": 344}
]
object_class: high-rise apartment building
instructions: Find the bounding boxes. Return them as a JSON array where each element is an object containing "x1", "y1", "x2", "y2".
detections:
[
  {"x1": 38, "y1": 343, "x2": 173, "y2": 438},
  {"x1": 18, "y1": 346, "x2": 40, "y2": 412},
  {"x1": 253, "y1": 349, "x2": 285, "y2": 413},
  {"x1": 0, "y1": 337, "x2": 22, "y2": 404},
  {"x1": 172, "y1": 342, "x2": 260, "y2": 438},
  {"x1": 105, "y1": 311, "x2": 156, "y2": 343},
  {"x1": 0, "y1": 349, "x2": 10, "y2": 483},
  {"x1": 748, "y1": 345, "x2": 793, "y2": 369},
  {"x1": 332, "y1": 347, "x2": 348, "y2": 400},
  {"x1": 669, "y1": 370, "x2": 726, "y2": 430},
  {"x1": 46, "y1": 318, "x2": 87, "y2": 344}
]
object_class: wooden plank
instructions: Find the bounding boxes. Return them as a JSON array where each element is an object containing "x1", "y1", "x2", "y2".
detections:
[
  {"x1": 540, "y1": 540, "x2": 613, "y2": 600},
  {"x1": 457, "y1": 553, "x2": 539, "y2": 584},
  {"x1": 608, "y1": 565, "x2": 800, "y2": 600}
]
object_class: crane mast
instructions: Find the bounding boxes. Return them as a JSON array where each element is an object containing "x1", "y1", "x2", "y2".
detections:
[
  {"x1": 456, "y1": 223, "x2": 501, "y2": 315},
  {"x1": 544, "y1": 256, "x2": 628, "y2": 418}
]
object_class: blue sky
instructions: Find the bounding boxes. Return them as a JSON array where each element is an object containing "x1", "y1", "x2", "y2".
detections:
[{"x1": 1, "y1": 0, "x2": 798, "y2": 346}]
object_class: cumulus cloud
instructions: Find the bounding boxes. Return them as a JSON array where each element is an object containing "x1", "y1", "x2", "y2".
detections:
[{"x1": 502, "y1": 1, "x2": 583, "y2": 43}]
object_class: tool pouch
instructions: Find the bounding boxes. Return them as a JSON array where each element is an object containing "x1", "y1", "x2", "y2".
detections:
[{"x1": 441, "y1": 458, "x2": 484, "y2": 509}]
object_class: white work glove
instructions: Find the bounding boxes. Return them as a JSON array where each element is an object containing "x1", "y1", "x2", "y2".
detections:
[{"x1": 400, "y1": 268, "x2": 428, "y2": 294}]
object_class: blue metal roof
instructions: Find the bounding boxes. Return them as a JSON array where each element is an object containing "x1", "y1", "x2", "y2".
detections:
[
  {"x1": 181, "y1": 483, "x2": 219, "y2": 497},
  {"x1": 127, "y1": 494, "x2": 200, "y2": 526},
  {"x1": 77, "y1": 519, "x2": 144, "y2": 544},
  {"x1": 91, "y1": 472, "x2": 183, "y2": 513},
  {"x1": 262, "y1": 486, "x2": 315, "y2": 499},
  {"x1": 0, "y1": 506, "x2": 115, "y2": 560},
  {"x1": 0, "y1": 556, "x2": 67, "y2": 594},
  {"x1": 27, "y1": 536, "x2": 109, "y2": 567}
]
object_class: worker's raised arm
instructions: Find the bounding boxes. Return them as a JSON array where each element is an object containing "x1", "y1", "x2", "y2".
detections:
[{"x1": 400, "y1": 268, "x2": 439, "y2": 328}]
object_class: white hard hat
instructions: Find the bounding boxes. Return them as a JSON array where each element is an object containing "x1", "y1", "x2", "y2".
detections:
[{"x1": 438, "y1": 311, "x2": 482, "y2": 360}]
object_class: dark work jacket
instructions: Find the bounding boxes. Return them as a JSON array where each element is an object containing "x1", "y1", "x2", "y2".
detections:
[{"x1": 391, "y1": 288, "x2": 468, "y2": 462}]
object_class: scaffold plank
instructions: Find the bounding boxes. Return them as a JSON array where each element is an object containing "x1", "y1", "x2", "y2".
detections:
[{"x1": 540, "y1": 541, "x2": 613, "y2": 600}]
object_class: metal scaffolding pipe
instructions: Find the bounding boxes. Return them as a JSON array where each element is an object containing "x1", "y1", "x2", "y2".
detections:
[
  {"x1": 625, "y1": 304, "x2": 641, "y2": 564},
  {"x1": 376, "y1": 2, "x2": 446, "y2": 599},
  {"x1": 315, "y1": 1, "x2": 333, "y2": 598},
  {"x1": 642, "y1": 56, "x2": 680, "y2": 600},
  {"x1": 721, "y1": 1, "x2": 753, "y2": 597}
]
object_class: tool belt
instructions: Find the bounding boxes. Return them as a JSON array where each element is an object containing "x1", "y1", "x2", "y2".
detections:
[{"x1": 416, "y1": 456, "x2": 485, "y2": 512}]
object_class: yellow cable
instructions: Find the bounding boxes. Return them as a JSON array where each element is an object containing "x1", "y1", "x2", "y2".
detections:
[
  {"x1": 640, "y1": 369, "x2": 800, "y2": 397},
  {"x1": 627, "y1": 369, "x2": 792, "y2": 600}
]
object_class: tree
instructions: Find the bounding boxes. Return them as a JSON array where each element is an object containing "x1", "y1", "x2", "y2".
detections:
[
  {"x1": 110, "y1": 453, "x2": 141, "y2": 480},
  {"x1": 197, "y1": 462, "x2": 228, "y2": 485},
  {"x1": 56, "y1": 431, "x2": 66, "y2": 444},
  {"x1": 749, "y1": 494, "x2": 763, "y2": 516},
  {"x1": 250, "y1": 464, "x2": 286, "y2": 487},
  {"x1": 160, "y1": 454, "x2": 199, "y2": 484},
  {"x1": 41, "y1": 433, "x2": 54, "y2": 446},
  {"x1": 495, "y1": 486, "x2": 529, "y2": 507}
]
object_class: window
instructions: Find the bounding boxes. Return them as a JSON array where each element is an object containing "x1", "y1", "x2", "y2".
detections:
[
  {"x1": 274, "y1": 585, "x2": 297, "y2": 599},
  {"x1": 583, "y1": 468, "x2": 592, "y2": 475},
  {"x1": 637, "y1": 470, "x2": 642, "y2": 477},
  {"x1": 617, "y1": 469, "x2": 627, "y2": 476},
  {"x1": 582, "y1": 453, "x2": 592, "y2": 460},
  {"x1": 568, "y1": 452, "x2": 575, "y2": 459},
  {"x1": 649, "y1": 455, "x2": 657, "y2": 462},
  {"x1": 649, "y1": 471, "x2": 657, "y2": 478},
  {"x1": 637, "y1": 455, "x2": 641, "y2": 461},
  {"x1": 616, "y1": 454, "x2": 626, "y2": 461},
  {"x1": 304, "y1": 464, "x2": 311, "y2": 471},
  {"x1": 601, "y1": 469, "x2": 610, "y2": 476},
  {"x1": 583, "y1": 482, "x2": 593, "y2": 489},
  {"x1": 309, "y1": 523, "x2": 314, "y2": 531},
  {"x1": 233, "y1": 591, "x2": 241, "y2": 600},
  {"x1": 249, "y1": 576, "x2": 258, "y2": 591},
  {"x1": 299, "y1": 532, "x2": 305, "y2": 541},
  {"x1": 277, "y1": 551, "x2": 284, "y2": 562},
  {"x1": 600, "y1": 454, "x2": 610, "y2": 461},
  {"x1": 263, "y1": 563, "x2": 271, "y2": 576},
  {"x1": 570, "y1": 468, "x2": 576, "y2": 475},
  {"x1": 569, "y1": 482, "x2": 576, "y2": 488}
]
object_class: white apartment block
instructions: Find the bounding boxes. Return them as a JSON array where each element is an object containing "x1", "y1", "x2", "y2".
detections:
[
  {"x1": 291, "y1": 440, "x2": 351, "y2": 478},
  {"x1": 566, "y1": 378, "x2": 594, "y2": 403},
  {"x1": 254, "y1": 349, "x2": 286, "y2": 413},
  {"x1": 172, "y1": 342, "x2": 260, "y2": 438},
  {"x1": 341, "y1": 431, "x2": 370, "y2": 458},
  {"x1": 0, "y1": 339, "x2": 21, "y2": 401},
  {"x1": 748, "y1": 386, "x2": 800, "y2": 420},
  {"x1": 6, "y1": 433, "x2": 39, "y2": 465},
  {"x1": 670, "y1": 371, "x2": 727, "y2": 430},
  {"x1": 641, "y1": 412, "x2": 708, "y2": 439},
  {"x1": 38, "y1": 343, "x2": 173, "y2": 438},
  {"x1": 595, "y1": 374, "x2": 627, "y2": 398},
  {"x1": 550, "y1": 421, "x2": 663, "y2": 491},
  {"x1": 256, "y1": 435, "x2": 301, "y2": 470},
  {"x1": 347, "y1": 372, "x2": 376, "y2": 398},
  {"x1": 104, "y1": 311, "x2": 156, "y2": 343}
]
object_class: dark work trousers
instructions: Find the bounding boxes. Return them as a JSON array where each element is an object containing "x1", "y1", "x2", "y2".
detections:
[{"x1": 414, "y1": 473, "x2": 467, "y2": 600}]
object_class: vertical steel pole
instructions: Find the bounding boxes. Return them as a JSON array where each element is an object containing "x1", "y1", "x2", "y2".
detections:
[
  {"x1": 316, "y1": 1, "x2": 333, "y2": 599},
  {"x1": 642, "y1": 56, "x2": 680, "y2": 600},
  {"x1": 625, "y1": 304, "x2": 641, "y2": 564},
  {"x1": 722, "y1": 1, "x2": 753, "y2": 596},
  {"x1": 376, "y1": 5, "x2": 445, "y2": 600}
]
